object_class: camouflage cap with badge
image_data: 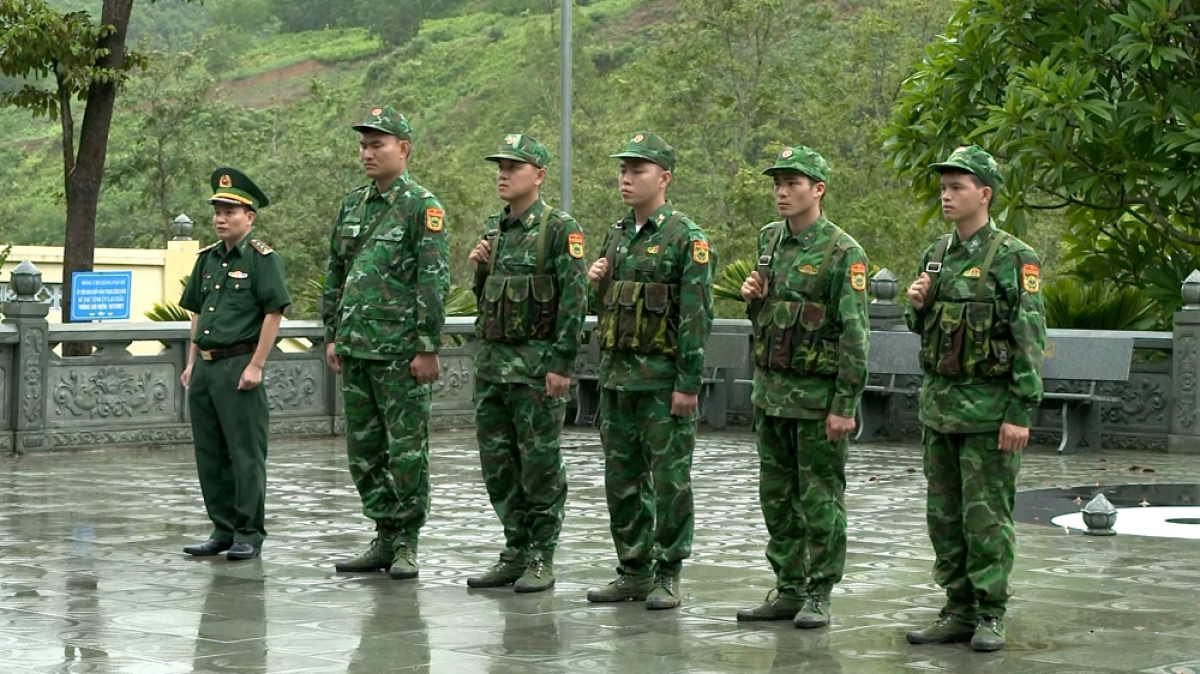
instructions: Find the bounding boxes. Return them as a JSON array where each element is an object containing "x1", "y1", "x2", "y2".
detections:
[
  {"x1": 930, "y1": 144, "x2": 1003, "y2": 191},
  {"x1": 352, "y1": 105, "x2": 413, "y2": 140},
  {"x1": 611, "y1": 131, "x2": 676, "y2": 172},
  {"x1": 762, "y1": 145, "x2": 830, "y2": 184},
  {"x1": 485, "y1": 133, "x2": 551, "y2": 168},
  {"x1": 209, "y1": 167, "x2": 269, "y2": 211}
]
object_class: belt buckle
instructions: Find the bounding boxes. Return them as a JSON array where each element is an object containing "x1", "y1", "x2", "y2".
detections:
[{"x1": 200, "y1": 350, "x2": 213, "y2": 361}]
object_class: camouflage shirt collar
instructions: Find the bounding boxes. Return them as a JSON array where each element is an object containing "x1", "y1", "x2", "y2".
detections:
[
  {"x1": 622, "y1": 202, "x2": 675, "y2": 230},
  {"x1": 368, "y1": 171, "x2": 413, "y2": 202},
  {"x1": 781, "y1": 213, "x2": 831, "y2": 244},
  {"x1": 501, "y1": 197, "x2": 548, "y2": 231},
  {"x1": 952, "y1": 218, "x2": 998, "y2": 255}
]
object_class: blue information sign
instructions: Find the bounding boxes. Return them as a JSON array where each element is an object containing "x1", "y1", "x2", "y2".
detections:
[{"x1": 70, "y1": 271, "x2": 133, "y2": 321}]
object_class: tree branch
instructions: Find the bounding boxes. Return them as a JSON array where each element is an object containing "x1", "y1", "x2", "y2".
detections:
[{"x1": 56, "y1": 65, "x2": 74, "y2": 177}]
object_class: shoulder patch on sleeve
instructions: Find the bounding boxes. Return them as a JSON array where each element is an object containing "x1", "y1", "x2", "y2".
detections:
[
  {"x1": 849, "y1": 262, "x2": 868, "y2": 292},
  {"x1": 249, "y1": 239, "x2": 274, "y2": 256},
  {"x1": 1022, "y1": 263, "x2": 1041, "y2": 293},
  {"x1": 568, "y1": 232, "x2": 585, "y2": 259},
  {"x1": 691, "y1": 240, "x2": 710, "y2": 264},
  {"x1": 425, "y1": 207, "x2": 445, "y2": 232}
]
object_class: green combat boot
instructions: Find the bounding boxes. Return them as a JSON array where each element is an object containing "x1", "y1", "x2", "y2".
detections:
[
  {"x1": 971, "y1": 615, "x2": 1005, "y2": 652},
  {"x1": 737, "y1": 590, "x2": 804, "y2": 621},
  {"x1": 388, "y1": 542, "x2": 419, "y2": 580},
  {"x1": 645, "y1": 573, "x2": 681, "y2": 610},
  {"x1": 334, "y1": 531, "x2": 397, "y2": 573},
  {"x1": 586, "y1": 573, "x2": 656, "y2": 603},
  {"x1": 905, "y1": 613, "x2": 977, "y2": 645},
  {"x1": 514, "y1": 555, "x2": 555, "y2": 594},
  {"x1": 793, "y1": 595, "x2": 831, "y2": 628},
  {"x1": 467, "y1": 553, "x2": 527, "y2": 589}
]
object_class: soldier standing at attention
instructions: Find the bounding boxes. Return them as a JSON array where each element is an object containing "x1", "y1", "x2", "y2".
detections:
[
  {"x1": 903, "y1": 145, "x2": 1045, "y2": 652},
  {"x1": 585, "y1": 132, "x2": 716, "y2": 611},
  {"x1": 735, "y1": 146, "x2": 869, "y2": 628},
  {"x1": 464, "y1": 134, "x2": 588, "y2": 593},
  {"x1": 322, "y1": 106, "x2": 450, "y2": 580},
  {"x1": 180, "y1": 168, "x2": 291, "y2": 562}
]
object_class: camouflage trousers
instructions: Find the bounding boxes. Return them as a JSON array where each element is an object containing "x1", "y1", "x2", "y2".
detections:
[
  {"x1": 923, "y1": 428, "x2": 1021, "y2": 618},
  {"x1": 474, "y1": 379, "x2": 569, "y2": 559},
  {"x1": 754, "y1": 409, "x2": 848, "y2": 599},
  {"x1": 342, "y1": 357, "x2": 431, "y2": 550},
  {"x1": 598, "y1": 387, "x2": 696, "y2": 578}
]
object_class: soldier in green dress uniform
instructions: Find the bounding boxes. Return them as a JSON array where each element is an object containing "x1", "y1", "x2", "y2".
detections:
[{"x1": 180, "y1": 168, "x2": 291, "y2": 561}]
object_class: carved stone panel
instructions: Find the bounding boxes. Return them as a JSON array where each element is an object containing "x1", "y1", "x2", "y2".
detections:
[
  {"x1": 22, "y1": 327, "x2": 44, "y2": 424},
  {"x1": 49, "y1": 364, "x2": 175, "y2": 427},
  {"x1": 432, "y1": 356, "x2": 475, "y2": 405},
  {"x1": 265, "y1": 360, "x2": 324, "y2": 415}
]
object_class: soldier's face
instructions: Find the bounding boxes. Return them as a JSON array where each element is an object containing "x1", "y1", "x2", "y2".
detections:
[
  {"x1": 496, "y1": 159, "x2": 544, "y2": 203},
  {"x1": 359, "y1": 132, "x2": 409, "y2": 181},
  {"x1": 940, "y1": 173, "x2": 991, "y2": 222},
  {"x1": 212, "y1": 204, "x2": 255, "y2": 243},
  {"x1": 618, "y1": 159, "x2": 670, "y2": 207},
  {"x1": 773, "y1": 173, "x2": 824, "y2": 218}
]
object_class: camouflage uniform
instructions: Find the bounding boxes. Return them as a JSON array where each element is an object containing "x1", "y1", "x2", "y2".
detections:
[
  {"x1": 322, "y1": 107, "x2": 450, "y2": 571},
  {"x1": 592, "y1": 133, "x2": 716, "y2": 601},
  {"x1": 471, "y1": 134, "x2": 588, "y2": 587},
  {"x1": 905, "y1": 146, "x2": 1045, "y2": 626},
  {"x1": 745, "y1": 147, "x2": 869, "y2": 621}
]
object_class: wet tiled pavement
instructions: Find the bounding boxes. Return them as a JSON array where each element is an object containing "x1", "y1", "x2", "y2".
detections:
[{"x1": 2, "y1": 428, "x2": 1200, "y2": 673}]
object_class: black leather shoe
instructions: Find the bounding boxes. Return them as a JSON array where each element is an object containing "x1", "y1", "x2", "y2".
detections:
[
  {"x1": 183, "y1": 539, "x2": 232, "y2": 556},
  {"x1": 226, "y1": 542, "x2": 261, "y2": 561}
]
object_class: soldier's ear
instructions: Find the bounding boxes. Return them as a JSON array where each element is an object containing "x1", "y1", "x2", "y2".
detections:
[
  {"x1": 660, "y1": 169, "x2": 672, "y2": 190},
  {"x1": 535, "y1": 166, "x2": 546, "y2": 187},
  {"x1": 246, "y1": 209, "x2": 257, "y2": 225}
]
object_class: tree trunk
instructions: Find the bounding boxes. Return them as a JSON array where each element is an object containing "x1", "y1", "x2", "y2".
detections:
[{"x1": 60, "y1": 0, "x2": 135, "y2": 353}]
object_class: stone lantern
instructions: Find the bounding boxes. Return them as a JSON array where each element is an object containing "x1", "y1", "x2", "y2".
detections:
[
  {"x1": 1081, "y1": 493, "x2": 1118, "y2": 536},
  {"x1": 171, "y1": 214, "x2": 194, "y2": 241},
  {"x1": 9, "y1": 260, "x2": 43, "y2": 302},
  {"x1": 869, "y1": 269, "x2": 899, "y2": 304}
]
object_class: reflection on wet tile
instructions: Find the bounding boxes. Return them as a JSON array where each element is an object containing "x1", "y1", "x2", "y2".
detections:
[{"x1": 0, "y1": 431, "x2": 1197, "y2": 672}]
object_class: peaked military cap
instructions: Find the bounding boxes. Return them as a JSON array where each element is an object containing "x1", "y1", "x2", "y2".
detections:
[
  {"x1": 208, "y1": 168, "x2": 269, "y2": 211},
  {"x1": 762, "y1": 145, "x2": 830, "y2": 183},
  {"x1": 485, "y1": 133, "x2": 551, "y2": 168},
  {"x1": 352, "y1": 105, "x2": 413, "y2": 140},
  {"x1": 930, "y1": 144, "x2": 1003, "y2": 190},
  {"x1": 611, "y1": 131, "x2": 676, "y2": 172}
]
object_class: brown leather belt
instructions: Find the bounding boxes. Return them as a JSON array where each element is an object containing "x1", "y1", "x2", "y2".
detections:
[{"x1": 199, "y1": 342, "x2": 256, "y2": 362}]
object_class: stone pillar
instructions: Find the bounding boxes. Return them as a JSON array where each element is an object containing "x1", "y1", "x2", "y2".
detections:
[
  {"x1": 4, "y1": 261, "x2": 51, "y2": 453},
  {"x1": 867, "y1": 269, "x2": 906, "y2": 331},
  {"x1": 1169, "y1": 270, "x2": 1200, "y2": 453}
]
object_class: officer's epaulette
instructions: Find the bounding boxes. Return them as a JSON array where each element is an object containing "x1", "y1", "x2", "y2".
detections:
[
  {"x1": 249, "y1": 239, "x2": 275, "y2": 256},
  {"x1": 197, "y1": 242, "x2": 218, "y2": 254}
]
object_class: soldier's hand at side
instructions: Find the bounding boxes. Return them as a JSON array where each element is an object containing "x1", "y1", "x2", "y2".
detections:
[
  {"x1": 998, "y1": 423, "x2": 1028, "y2": 452},
  {"x1": 588, "y1": 259, "x2": 610, "y2": 290},
  {"x1": 670, "y1": 391, "x2": 699, "y2": 418},
  {"x1": 325, "y1": 342, "x2": 342, "y2": 375},
  {"x1": 741, "y1": 271, "x2": 766, "y2": 303},
  {"x1": 180, "y1": 364, "x2": 193, "y2": 390},
  {"x1": 545, "y1": 372, "x2": 570, "y2": 399},
  {"x1": 238, "y1": 363, "x2": 263, "y2": 391},
  {"x1": 468, "y1": 238, "x2": 491, "y2": 269},
  {"x1": 907, "y1": 272, "x2": 932, "y2": 310},
  {"x1": 410, "y1": 352, "x2": 440, "y2": 385},
  {"x1": 825, "y1": 413, "x2": 856, "y2": 442}
]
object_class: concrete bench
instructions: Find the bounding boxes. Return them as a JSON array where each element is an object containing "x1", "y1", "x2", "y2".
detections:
[{"x1": 856, "y1": 329, "x2": 1135, "y2": 452}]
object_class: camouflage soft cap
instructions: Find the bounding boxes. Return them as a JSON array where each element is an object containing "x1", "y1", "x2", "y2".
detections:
[
  {"x1": 352, "y1": 105, "x2": 413, "y2": 140},
  {"x1": 611, "y1": 131, "x2": 676, "y2": 172},
  {"x1": 209, "y1": 167, "x2": 269, "y2": 211},
  {"x1": 485, "y1": 133, "x2": 551, "y2": 168},
  {"x1": 762, "y1": 145, "x2": 830, "y2": 183},
  {"x1": 931, "y1": 145, "x2": 1003, "y2": 190}
]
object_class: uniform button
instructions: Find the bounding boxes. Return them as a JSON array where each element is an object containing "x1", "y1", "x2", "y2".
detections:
[
  {"x1": 208, "y1": 307, "x2": 215, "y2": 312},
  {"x1": 203, "y1": 329, "x2": 210, "y2": 335},
  {"x1": 215, "y1": 284, "x2": 220, "y2": 289},
  {"x1": 222, "y1": 263, "x2": 228, "y2": 267}
]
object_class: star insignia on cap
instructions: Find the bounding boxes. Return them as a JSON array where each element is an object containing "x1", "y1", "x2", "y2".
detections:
[
  {"x1": 781, "y1": 148, "x2": 793, "y2": 158},
  {"x1": 371, "y1": 107, "x2": 383, "y2": 116},
  {"x1": 633, "y1": 134, "x2": 644, "y2": 143},
  {"x1": 218, "y1": 174, "x2": 232, "y2": 188},
  {"x1": 505, "y1": 135, "x2": 516, "y2": 145}
]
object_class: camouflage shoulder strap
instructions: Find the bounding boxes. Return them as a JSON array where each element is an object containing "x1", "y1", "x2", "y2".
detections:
[
  {"x1": 651, "y1": 212, "x2": 688, "y2": 283},
  {"x1": 974, "y1": 230, "x2": 1009, "y2": 302},
  {"x1": 750, "y1": 222, "x2": 787, "y2": 321},
  {"x1": 924, "y1": 232, "x2": 953, "y2": 302},
  {"x1": 812, "y1": 223, "x2": 846, "y2": 296},
  {"x1": 598, "y1": 221, "x2": 626, "y2": 306}
]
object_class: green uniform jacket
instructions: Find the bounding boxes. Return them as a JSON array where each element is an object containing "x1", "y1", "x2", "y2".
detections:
[
  {"x1": 905, "y1": 221, "x2": 1046, "y2": 433},
  {"x1": 180, "y1": 233, "x2": 291, "y2": 349},
  {"x1": 597, "y1": 203, "x2": 715, "y2": 394},
  {"x1": 472, "y1": 198, "x2": 589, "y2": 385},
  {"x1": 322, "y1": 174, "x2": 450, "y2": 360},
  {"x1": 750, "y1": 216, "x2": 870, "y2": 420}
]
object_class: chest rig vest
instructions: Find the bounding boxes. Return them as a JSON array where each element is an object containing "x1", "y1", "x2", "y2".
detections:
[
  {"x1": 597, "y1": 213, "x2": 685, "y2": 356},
  {"x1": 476, "y1": 209, "x2": 559, "y2": 342}
]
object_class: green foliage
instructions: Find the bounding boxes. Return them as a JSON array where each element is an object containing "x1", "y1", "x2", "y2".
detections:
[
  {"x1": 1043, "y1": 277, "x2": 1158, "y2": 331},
  {"x1": 445, "y1": 284, "x2": 477, "y2": 317},
  {"x1": 713, "y1": 259, "x2": 752, "y2": 304},
  {"x1": 145, "y1": 276, "x2": 188, "y2": 321},
  {"x1": 884, "y1": 0, "x2": 1200, "y2": 323}
]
